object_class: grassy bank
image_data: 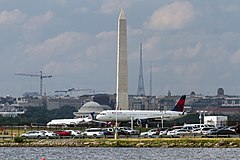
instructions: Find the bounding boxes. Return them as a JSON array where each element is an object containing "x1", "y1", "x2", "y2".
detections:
[{"x1": 1, "y1": 138, "x2": 240, "y2": 148}]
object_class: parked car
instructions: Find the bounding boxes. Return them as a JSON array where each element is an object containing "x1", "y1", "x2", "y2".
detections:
[
  {"x1": 167, "y1": 129, "x2": 191, "y2": 136},
  {"x1": 117, "y1": 127, "x2": 140, "y2": 135},
  {"x1": 227, "y1": 126, "x2": 236, "y2": 132},
  {"x1": 164, "y1": 126, "x2": 183, "y2": 135},
  {"x1": 20, "y1": 130, "x2": 46, "y2": 139},
  {"x1": 207, "y1": 129, "x2": 237, "y2": 137},
  {"x1": 40, "y1": 130, "x2": 58, "y2": 139},
  {"x1": 65, "y1": 130, "x2": 83, "y2": 138},
  {"x1": 140, "y1": 128, "x2": 160, "y2": 138},
  {"x1": 181, "y1": 126, "x2": 197, "y2": 131},
  {"x1": 206, "y1": 128, "x2": 218, "y2": 135},
  {"x1": 159, "y1": 128, "x2": 169, "y2": 136},
  {"x1": 54, "y1": 130, "x2": 71, "y2": 137},
  {"x1": 192, "y1": 127, "x2": 217, "y2": 135},
  {"x1": 103, "y1": 128, "x2": 115, "y2": 135},
  {"x1": 114, "y1": 127, "x2": 130, "y2": 135},
  {"x1": 82, "y1": 128, "x2": 105, "y2": 138}
]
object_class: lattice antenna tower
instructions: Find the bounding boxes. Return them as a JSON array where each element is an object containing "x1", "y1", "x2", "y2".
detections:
[
  {"x1": 137, "y1": 43, "x2": 145, "y2": 96},
  {"x1": 149, "y1": 62, "x2": 152, "y2": 96}
]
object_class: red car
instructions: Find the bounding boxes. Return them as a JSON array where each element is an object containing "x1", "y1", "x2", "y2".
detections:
[{"x1": 54, "y1": 130, "x2": 71, "y2": 137}]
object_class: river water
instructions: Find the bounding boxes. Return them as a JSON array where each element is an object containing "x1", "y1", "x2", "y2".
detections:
[{"x1": 0, "y1": 147, "x2": 239, "y2": 160}]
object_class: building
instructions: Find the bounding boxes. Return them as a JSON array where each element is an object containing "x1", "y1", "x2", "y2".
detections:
[
  {"x1": 46, "y1": 97, "x2": 83, "y2": 110},
  {"x1": 73, "y1": 101, "x2": 111, "y2": 118},
  {"x1": 204, "y1": 116, "x2": 228, "y2": 127},
  {"x1": 217, "y1": 88, "x2": 224, "y2": 97}
]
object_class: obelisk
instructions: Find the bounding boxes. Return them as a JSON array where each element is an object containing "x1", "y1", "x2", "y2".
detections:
[{"x1": 116, "y1": 9, "x2": 128, "y2": 110}]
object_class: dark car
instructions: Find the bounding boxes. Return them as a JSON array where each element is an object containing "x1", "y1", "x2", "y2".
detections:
[
  {"x1": 114, "y1": 127, "x2": 130, "y2": 135},
  {"x1": 207, "y1": 129, "x2": 237, "y2": 137},
  {"x1": 102, "y1": 128, "x2": 115, "y2": 135},
  {"x1": 54, "y1": 130, "x2": 71, "y2": 137}
]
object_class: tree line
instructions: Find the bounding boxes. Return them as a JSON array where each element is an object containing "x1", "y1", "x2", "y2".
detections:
[{"x1": 0, "y1": 106, "x2": 77, "y2": 125}]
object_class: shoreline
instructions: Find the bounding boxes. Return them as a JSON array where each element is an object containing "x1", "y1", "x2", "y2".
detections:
[{"x1": 1, "y1": 138, "x2": 240, "y2": 148}]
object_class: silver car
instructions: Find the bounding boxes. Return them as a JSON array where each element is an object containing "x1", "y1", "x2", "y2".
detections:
[
  {"x1": 20, "y1": 130, "x2": 46, "y2": 139},
  {"x1": 140, "y1": 128, "x2": 160, "y2": 138}
]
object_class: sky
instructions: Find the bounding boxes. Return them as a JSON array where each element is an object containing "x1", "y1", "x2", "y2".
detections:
[{"x1": 1, "y1": 0, "x2": 240, "y2": 97}]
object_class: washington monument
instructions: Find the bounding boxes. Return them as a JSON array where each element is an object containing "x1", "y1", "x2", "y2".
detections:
[{"x1": 116, "y1": 9, "x2": 129, "y2": 110}]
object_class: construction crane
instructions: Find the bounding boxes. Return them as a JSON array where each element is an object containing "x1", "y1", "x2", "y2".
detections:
[
  {"x1": 55, "y1": 88, "x2": 75, "y2": 94},
  {"x1": 54, "y1": 88, "x2": 104, "y2": 95},
  {"x1": 55, "y1": 88, "x2": 92, "y2": 94},
  {"x1": 15, "y1": 71, "x2": 52, "y2": 96},
  {"x1": 74, "y1": 88, "x2": 105, "y2": 94}
]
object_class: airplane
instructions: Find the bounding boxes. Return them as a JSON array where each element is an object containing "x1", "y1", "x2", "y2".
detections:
[
  {"x1": 47, "y1": 112, "x2": 95, "y2": 127},
  {"x1": 96, "y1": 95, "x2": 186, "y2": 125}
]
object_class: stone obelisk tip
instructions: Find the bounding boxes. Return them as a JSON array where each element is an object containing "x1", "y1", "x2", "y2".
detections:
[{"x1": 118, "y1": 9, "x2": 126, "y2": 20}]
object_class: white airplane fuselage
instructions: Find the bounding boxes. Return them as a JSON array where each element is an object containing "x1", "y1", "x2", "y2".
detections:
[
  {"x1": 47, "y1": 118, "x2": 82, "y2": 126},
  {"x1": 96, "y1": 110, "x2": 184, "y2": 122},
  {"x1": 47, "y1": 117, "x2": 92, "y2": 126}
]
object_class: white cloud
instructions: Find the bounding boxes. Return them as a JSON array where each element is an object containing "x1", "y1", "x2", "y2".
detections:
[
  {"x1": 23, "y1": 10, "x2": 54, "y2": 30},
  {"x1": 86, "y1": 31, "x2": 116, "y2": 57},
  {"x1": 174, "y1": 62, "x2": 203, "y2": 80},
  {"x1": 24, "y1": 32, "x2": 91, "y2": 57},
  {"x1": 172, "y1": 42, "x2": 202, "y2": 61},
  {"x1": 144, "y1": 1, "x2": 195, "y2": 30},
  {"x1": 100, "y1": 0, "x2": 135, "y2": 14},
  {"x1": 0, "y1": 9, "x2": 25, "y2": 25},
  {"x1": 144, "y1": 36, "x2": 161, "y2": 50},
  {"x1": 43, "y1": 60, "x2": 92, "y2": 75},
  {"x1": 128, "y1": 27, "x2": 144, "y2": 36},
  {"x1": 24, "y1": 30, "x2": 116, "y2": 74},
  {"x1": 96, "y1": 31, "x2": 116, "y2": 39}
]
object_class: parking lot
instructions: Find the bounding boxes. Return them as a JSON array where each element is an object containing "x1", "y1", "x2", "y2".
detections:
[{"x1": 1, "y1": 124, "x2": 240, "y2": 140}]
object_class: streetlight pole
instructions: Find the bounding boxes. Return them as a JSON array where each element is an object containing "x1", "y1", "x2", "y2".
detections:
[
  {"x1": 131, "y1": 117, "x2": 134, "y2": 130},
  {"x1": 203, "y1": 111, "x2": 207, "y2": 125},
  {"x1": 197, "y1": 110, "x2": 207, "y2": 126},
  {"x1": 161, "y1": 116, "x2": 164, "y2": 128},
  {"x1": 197, "y1": 110, "x2": 202, "y2": 126},
  {"x1": 114, "y1": 103, "x2": 118, "y2": 140},
  {"x1": 114, "y1": 110, "x2": 118, "y2": 140}
]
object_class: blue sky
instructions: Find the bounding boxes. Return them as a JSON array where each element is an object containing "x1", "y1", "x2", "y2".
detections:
[{"x1": 1, "y1": 0, "x2": 240, "y2": 97}]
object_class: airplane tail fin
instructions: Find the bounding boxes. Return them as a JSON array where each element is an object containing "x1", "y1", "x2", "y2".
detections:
[
  {"x1": 172, "y1": 95, "x2": 186, "y2": 112},
  {"x1": 87, "y1": 112, "x2": 95, "y2": 120}
]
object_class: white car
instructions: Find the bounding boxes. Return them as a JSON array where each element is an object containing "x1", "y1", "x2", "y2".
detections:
[
  {"x1": 167, "y1": 129, "x2": 191, "y2": 136},
  {"x1": 227, "y1": 126, "x2": 236, "y2": 132},
  {"x1": 40, "y1": 130, "x2": 58, "y2": 139},
  {"x1": 192, "y1": 127, "x2": 217, "y2": 135},
  {"x1": 65, "y1": 130, "x2": 83, "y2": 138},
  {"x1": 140, "y1": 128, "x2": 160, "y2": 138},
  {"x1": 82, "y1": 128, "x2": 105, "y2": 138},
  {"x1": 20, "y1": 130, "x2": 46, "y2": 139},
  {"x1": 158, "y1": 128, "x2": 169, "y2": 136}
]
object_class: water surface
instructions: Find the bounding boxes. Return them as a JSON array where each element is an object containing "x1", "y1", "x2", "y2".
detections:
[{"x1": 0, "y1": 147, "x2": 239, "y2": 160}]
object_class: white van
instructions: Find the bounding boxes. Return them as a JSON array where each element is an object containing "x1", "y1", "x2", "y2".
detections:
[{"x1": 82, "y1": 128, "x2": 105, "y2": 138}]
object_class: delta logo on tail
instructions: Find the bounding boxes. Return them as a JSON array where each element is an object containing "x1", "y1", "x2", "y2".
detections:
[{"x1": 172, "y1": 95, "x2": 186, "y2": 112}]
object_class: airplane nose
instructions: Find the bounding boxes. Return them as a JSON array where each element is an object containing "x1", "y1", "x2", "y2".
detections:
[{"x1": 96, "y1": 115, "x2": 100, "y2": 120}]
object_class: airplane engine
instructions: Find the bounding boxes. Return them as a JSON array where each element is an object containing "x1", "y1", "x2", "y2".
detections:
[{"x1": 69, "y1": 122, "x2": 76, "y2": 127}]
